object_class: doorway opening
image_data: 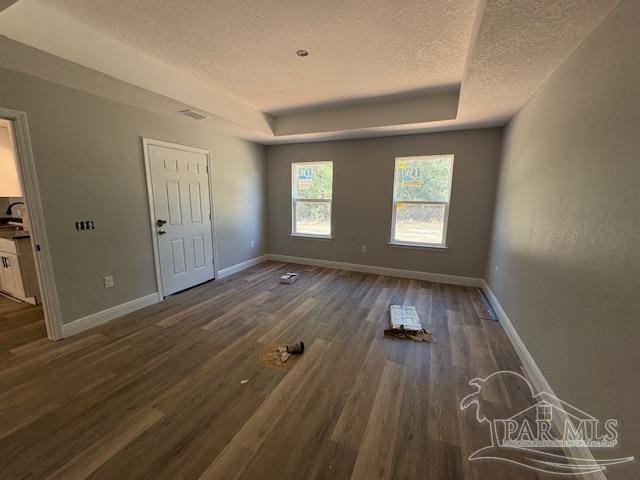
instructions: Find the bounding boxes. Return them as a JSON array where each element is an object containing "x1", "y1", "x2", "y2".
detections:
[{"x1": 0, "y1": 108, "x2": 62, "y2": 342}]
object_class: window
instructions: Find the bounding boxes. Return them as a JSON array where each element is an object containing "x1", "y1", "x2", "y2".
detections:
[
  {"x1": 390, "y1": 155, "x2": 454, "y2": 247},
  {"x1": 291, "y1": 161, "x2": 333, "y2": 238}
]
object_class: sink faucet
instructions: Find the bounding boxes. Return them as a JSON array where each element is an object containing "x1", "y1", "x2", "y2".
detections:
[{"x1": 5, "y1": 201, "x2": 24, "y2": 216}]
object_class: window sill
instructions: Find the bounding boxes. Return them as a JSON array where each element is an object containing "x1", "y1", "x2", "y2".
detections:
[
  {"x1": 388, "y1": 242, "x2": 448, "y2": 251},
  {"x1": 290, "y1": 234, "x2": 333, "y2": 242}
]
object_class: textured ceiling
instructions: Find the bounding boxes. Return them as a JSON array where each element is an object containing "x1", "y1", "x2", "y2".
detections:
[
  {"x1": 0, "y1": 0, "x2": 623, "y2": 143},
  {"x1": 459, "y1": 0, "x2": 620, "y2": 122},
  {"x1": 46, "y1": 0, "x2": 478, "y2": 113}
]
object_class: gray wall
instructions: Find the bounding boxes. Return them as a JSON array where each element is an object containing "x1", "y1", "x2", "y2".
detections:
[
  {"x1": 267, "y1": 128, "x2": 502, "y2": 278},
  {"x1": 0, "y1": 67, "x2": 267, "y2": 324},
  {"x1": 486, "y1": 1, "x2": 639, "y2": 477}
]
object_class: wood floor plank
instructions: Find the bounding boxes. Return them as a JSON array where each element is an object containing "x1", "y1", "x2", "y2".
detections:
[
  {"x1": 428, "y1": 307, "x2": 461, "y2": 447},
  {"x1": 238, "y1": 338, "x2": 369, "y2": 479},
  {"x1": 389, "y1": 343, "x2": 431, "y2": 479},
  {"x1": 350, "y1": 360, "x2": 408, "y2": 480},
  {"x1": 198, "y1": 339, "x2": 332, "y2": 479},
  {"x1": 87, "y1": 343, "x2": 279, "y2": 480},
  {"x1": 466, "y1": 287, "x2": 497, "y2": 321},
  {"x1": 331, "y1": 338, "x2": 389, "y2": 450},
  {"x1": 46, "y1": 407, "x2": 164, "y2": 480},
  {"x1": 426, "y1": 437, "x2": 464, "y2": 480},
  {"x1": 0, "y1": 261, "x2": 536, "y2": 480},
  {"x1": 256, "y1": 297, "x2": 317, "y2": 344},
  {"x1": 0, "y1": 371, "x2": 117, "y2": 440}
]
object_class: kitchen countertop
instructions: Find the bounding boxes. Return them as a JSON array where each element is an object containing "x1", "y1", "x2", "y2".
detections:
[{"x1": 0, "y1": 229, "x2": 30, "y2": 240}]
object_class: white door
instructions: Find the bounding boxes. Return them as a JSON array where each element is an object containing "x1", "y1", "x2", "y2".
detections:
[{"x1": 148, "y1": 143, "x2": 214, "y2": 296}]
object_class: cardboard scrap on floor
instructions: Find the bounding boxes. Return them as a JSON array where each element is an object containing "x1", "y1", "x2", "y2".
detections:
[
  {"x1": 384, "y1": 305, "x2": 433, "y2": 342},
  {"x1": 279, "y1": 272, "x2": 298, "y2": 284},
  {"x1": 259, "y1": 342, "x2": 305, "y2": 368}
]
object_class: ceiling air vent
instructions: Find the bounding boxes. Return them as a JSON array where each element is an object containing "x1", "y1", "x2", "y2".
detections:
[{"x1": 179, "y1": 109, "x2": 209, "y2": 121}]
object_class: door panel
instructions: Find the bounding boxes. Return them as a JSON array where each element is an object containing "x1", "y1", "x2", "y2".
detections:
[
  {"x1": 170, "y1": 239, "x2": 186, "y2": 275},
  {"x1": 148, "y1": 144, "x2": 214, "y2": 296},
  {"x1": 163, "y1": 158, "x2": 178, "y2": 172},
  {"x1": 166, "y1": 180, "x2": 182, "y2": 225},
  {"x1": 193, "y1": 235, "x2": 206, "y2": 269},
  {"x1": 189, "y1": 183, "x2": 203, "y2": 223}
]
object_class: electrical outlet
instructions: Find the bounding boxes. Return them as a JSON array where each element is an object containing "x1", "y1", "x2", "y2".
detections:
[
  {"x1": 361, "y1": 245, "x2": 367, "y2": 253},
  {"x1": 104, "y1": 275, "x2": 114, "y2": 289},
  {"x1": 250, "y1": 241, "x2": 255, "y2": 248}
]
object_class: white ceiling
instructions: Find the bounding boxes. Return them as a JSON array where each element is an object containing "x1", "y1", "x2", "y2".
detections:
[
  {"x1": 45, "y1": 0, "x2": 478, "y2": 114},
  {"x1": 459, "y1": 0, "x2": 620, "y2": 123},
  {"x1": 0, "y1": 0, "x2": 622, "y2": 144}
]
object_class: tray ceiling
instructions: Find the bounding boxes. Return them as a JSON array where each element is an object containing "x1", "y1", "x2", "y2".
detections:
[{"x1": 0, "y1": 0, "x2": 621, "y2": 144}]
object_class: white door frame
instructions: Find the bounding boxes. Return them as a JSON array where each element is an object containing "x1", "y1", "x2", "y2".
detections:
[
  {"x1": 141, "y1": 137, "x2": 219, "y2": 298},
  {"x1": 1, "y1": 107, "x2": 63, "y2": 340}
]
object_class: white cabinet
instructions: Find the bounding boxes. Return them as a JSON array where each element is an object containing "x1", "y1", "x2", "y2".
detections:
[
  {"x1": 0, "y1": 252, "x2": 20, "y2": 296},
  {"x1": 0, "y1": 236, "x2": 39, "y2": 304}
]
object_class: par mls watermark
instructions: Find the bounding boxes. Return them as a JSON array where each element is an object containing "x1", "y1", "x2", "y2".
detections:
[{"x1": 460, "y1": 371, "x2": 634, "y2": 476}]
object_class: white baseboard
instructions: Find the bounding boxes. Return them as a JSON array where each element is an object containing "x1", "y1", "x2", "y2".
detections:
[
  {"x1": 218, "y1": 254, "x2": 269, "y2": 279},
  {"x1": 481, "y1": 281, "x2": 605, "y2": 480},
  {"x1": 61, "y1": 255, "x2": 269, "y2": 337},
  {"x1": 60, "y1": 254, "x2": 269, "y2": 338},
  {"x1": 481, "y1": 281, "x2": 552, "y2": 394},
  {"x1": 60, "y1": 254, "x2": 476, "y2": 337},
  {"x1": 61, "y1": 292, "x2": 161, "y2": 338},
  {"x1": 266, "y1": 253, "x2": 483, "y2": 287}
]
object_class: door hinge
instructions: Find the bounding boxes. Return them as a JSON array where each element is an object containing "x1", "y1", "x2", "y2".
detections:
[{"x1": 206, "y1": 165, "x2": 209, "y2": 173}]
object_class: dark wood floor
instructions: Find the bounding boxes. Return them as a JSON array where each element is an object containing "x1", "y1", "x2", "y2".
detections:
[
  {"x1": 0, "y1": 294, "x2": 46, "y2": 357},
  {"x1": 0, "y1": 261, "x2": 545, "y2": 479}
]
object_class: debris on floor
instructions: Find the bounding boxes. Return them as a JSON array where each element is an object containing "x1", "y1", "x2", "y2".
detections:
[
  {"x1": 286, "y1": 341, "x2": 305, "y2": 354},
  {"x1": 260, "y1": 341, "x2": 305, "y2": 368},
  {"x1": 240, "y1": 379, "x2": 249, "y2": 384},
  {"x1": 384, "y1": 328, "x2": 433, "y2": 342},
  {"x1": 279, "y1": 272, "x2": 298, "y2": 284},
  {"x1": 384, "y1": 305, "x2": 433, "y2": 342},
  {"x1": 466, "y1": 287, "x2": 498, "y2": 321}
]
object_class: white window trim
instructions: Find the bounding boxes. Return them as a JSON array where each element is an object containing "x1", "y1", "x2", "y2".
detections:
[
  {"x1": 291, "y1": 161, "x2": 333, "y2": 239},
  {"x1": 389, "y1": 155, "x2": 454, "y2": 248}
]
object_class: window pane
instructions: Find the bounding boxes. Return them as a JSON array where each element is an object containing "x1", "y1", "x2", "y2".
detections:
[
  {"x1": 394, "y1": 203, "x2": 445, "y2": 244},
  {"x1": 296, "y1": 201, "x2": 331, "y2": 236},
  {"x1": 294, "y1": 163, "x2": 333, "y2": 199},
  {"x1": 395, "y1": 156, "x2": 452, "y2": 202}
]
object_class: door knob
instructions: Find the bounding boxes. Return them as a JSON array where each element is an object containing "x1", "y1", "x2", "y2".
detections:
[
  {"x1": 158, "y1": 229, "x2": 167, "y2": 235},
  {"x1": 157, "y1": 219, "x2": 167, "y2": 227}
]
